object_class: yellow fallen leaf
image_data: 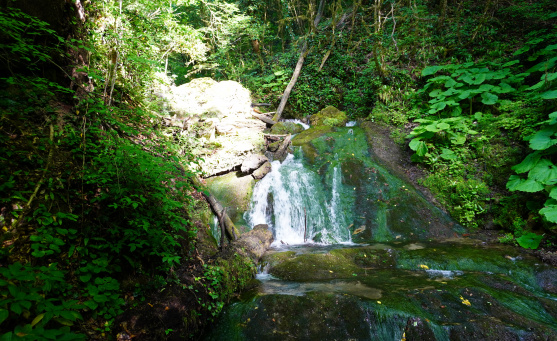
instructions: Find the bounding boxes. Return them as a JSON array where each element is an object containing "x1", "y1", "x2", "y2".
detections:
[
  {"x1": 377, "y1": 301, "x2": 381, "y2": 304},
  {"x1": 460, "y1": 296, "x2": 471, "y2": 306},
  {"x1": 419, "y1": 264, "x2": 429, "y2": 270}
]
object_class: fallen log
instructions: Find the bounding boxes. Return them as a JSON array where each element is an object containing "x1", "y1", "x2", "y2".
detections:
[
  {"x1": 274, "y1": 133, "x2": 292, "y2": 162},
  {"x1": 251, "y1": 112, "x2": 277, "y2": 125}
]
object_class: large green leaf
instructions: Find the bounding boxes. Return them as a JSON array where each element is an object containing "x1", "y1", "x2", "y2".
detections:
[
  {"x1": 461, "y1": 74, "x2": 474, "y2": 84},
  {"x1": 422, "y1": 65, "x2": 444, "y2": 76},
  {"x1": 506, "y1": 175, "x2": 544, "y2": 192},
  {"x1": 493, "y1": 82, "x2": 515, "y2": 93},
  {"x1": 450, "y1": 134, "x2": 466, "y2": 145},
  {"x1": 540, "y1": 205, "x2": 557, "y2": 223},
  {"x1": 472, "y1": 73, "x2": 487, "y2": 85},
  {"x1": 458, "y1": 90, "x2": 471, "y2": 100},
  {"x1": 409, "y1": 139, "x2": 428, "y2": 156},
  {"x1": 437, "y1": 122, "x2": 450, "y2": 130},
  {"x1": 512, "y1": 152, "x2": 541, "y2": 173},
  {"x1": 529, "y1": 126, "x2": 557, "y2": 150},
  {"x1": 0, "y1": 309, "x2": 8, "y2": 325},
  {"x1": 409, "y1": 138, "x2": 421, "y2": 151},
  {"x1": 528, "y1": 159, "x2": 557, "y2": 184},
  {"x1": 478, "y1": 84, "x2": 494, "y2": 92},
  {"x1": 444, "y1": 78, "x2": 458, "y2": 87},
  {"x1": 516, "y1": 233, "x2": 543, "y2": 249},
  {"x1": 550, "y1": 187, "x2": 557, "y2": 200},
  {"x1": 480, "y1": 92, "x2": 498, "y2": 105},
  {"x1": 549, "y1": 111, "x2": 557, "y2": 125},
  {"x1": 440, "y1": 148, "x2": 457, "y2": 160},
  {"x1": 416, "y1": 142, "x2": 428, "y2": 156},
  {"x1": 540, "y1": 90, "x2": 557, "y2": 100},
  {"x1": 429, "y1": 89, "x2": 442, "y2": 97}
]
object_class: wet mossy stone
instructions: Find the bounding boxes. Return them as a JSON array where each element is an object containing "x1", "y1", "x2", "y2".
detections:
[
  {"x1": 270, "y1": 121, "x2": 305, "y2": 135},
  {"x1": 205, "y1": 172, "x2": 255, "y2": 225},
  {"x1": 291, "y1": 126, "x2": 333, "y2": 146},
  {"x1": 269, "y1": 252, "x2": 360, "y2": 281},
  {"x1": 252, "y1": 161, "x2": 271, "y2": 180},
  {"x1": 291, "y1": 126, "x2": 333, "y2": 163},
  {"x1": 310, "y1": 106, "x2": 348, "y2": 127},
  {"x1": 267, "y1": 141, "x2": 280, "y2": 152}
]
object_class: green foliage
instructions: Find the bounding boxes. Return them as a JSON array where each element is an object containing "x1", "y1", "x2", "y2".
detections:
[
  {"x1": 498, "y1": 233, "x2": 515, "y2": 245},
  {"x1": 406, "y1": 116, "x2": 478, "y2": 162},
  {"x1": 0, "y1": 3, "x2": 204, "y2": 337},
  {"x1": 421, "y1": 173, "x2": 490, "y2": 229},
  {"x1": 421, "y1": 62, "x2": 519, "y2": 116},
  {"x1": 506, "y1": 38, "x2": 557, "y2": 227},
  {"x1": 0, "y1": 263, "x2": 85, "y2": 340},
  {"x1": 515, "y1": 233, "x2": 544, "y2": 249}
]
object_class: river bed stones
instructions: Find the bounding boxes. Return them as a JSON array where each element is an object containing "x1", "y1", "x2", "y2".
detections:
[{"x1": 206, "y1": 241, "x2": 557, "y2": 341}]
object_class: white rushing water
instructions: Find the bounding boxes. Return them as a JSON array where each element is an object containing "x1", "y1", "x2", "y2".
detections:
[
  {"x1": 246, "y1": 154, "x2": 352, "y2": 246},
  {"x1": 283, "y1": 119, "x2": 310, "y2": 130}
]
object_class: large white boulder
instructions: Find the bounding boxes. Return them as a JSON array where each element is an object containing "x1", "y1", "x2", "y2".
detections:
[{"x1": 166, "y1": 78, "x2": 266, "y2": 176}]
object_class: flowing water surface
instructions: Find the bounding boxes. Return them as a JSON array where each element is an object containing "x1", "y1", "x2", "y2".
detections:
[{"x1": 206, "y1": 126, "x2": 557, "y2": 340}]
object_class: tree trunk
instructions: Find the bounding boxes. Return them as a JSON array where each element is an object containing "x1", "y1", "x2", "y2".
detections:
[{"x1": 273, "y1": 0, "x2": 326, "y2": 122}]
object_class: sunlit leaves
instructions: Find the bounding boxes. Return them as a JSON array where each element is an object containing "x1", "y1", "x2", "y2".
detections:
[{"x1": 540, "y1": 204, "x2": 557, "y2": 223}]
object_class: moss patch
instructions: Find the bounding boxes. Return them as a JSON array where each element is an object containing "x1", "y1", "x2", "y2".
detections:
[
  {"x1": 270, "y1": 121, "x2": 305, "y2": 135},
  {"x1": 310, "y1": 106, "x2": 348, "y2": 127},
  {"x1": 270, "y1": 252, "x2": 360, "y2": 281},
  {"x1": 291, "y1": 126, "x2": 333, "y2": 163}
]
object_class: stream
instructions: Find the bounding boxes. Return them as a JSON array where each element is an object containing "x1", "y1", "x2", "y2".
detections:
[{"x1": 206, "y1": 125, "x2": 557, "y2": 340}]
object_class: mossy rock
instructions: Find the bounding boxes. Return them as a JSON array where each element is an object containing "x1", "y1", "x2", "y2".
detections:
[
  {"x1": 268, "y1": 141, "x2": 280, "y2": 152},
  {"x1": 310, "y1": 106, "x2": 348, "y2": 127},
  {"x1": 269, "y1": 252, "x2": 360, "y2": 281},
  {"x1": 270, "y1": 121, "x2": 305, "y2": 135},
  {"x1": 205, "y1": 172, "x2": 256, "y2": 225},
  {"x1": 291, "y1": 126, "x2": 333, "y2": 163}
]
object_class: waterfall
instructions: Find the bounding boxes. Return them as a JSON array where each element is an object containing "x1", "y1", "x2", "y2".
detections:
[{"x1": 246, "y1": 153, "x2": 352, "y2": 245}]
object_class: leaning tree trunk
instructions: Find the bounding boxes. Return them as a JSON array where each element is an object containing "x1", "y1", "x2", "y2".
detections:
[
  {"x1": 192, "y1": 177, "x2": 239, "y2": 242},
  {"x1": 273, "y1": 0, "x2": 326, "y2": 122}
]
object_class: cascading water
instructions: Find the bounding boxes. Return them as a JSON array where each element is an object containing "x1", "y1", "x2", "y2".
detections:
[
  {"x1": 206, "y1": 125, "x2": 557, "y2": 341},
  {"x1": 246, "y1": 152, "x2": 352, "y2": 245}
]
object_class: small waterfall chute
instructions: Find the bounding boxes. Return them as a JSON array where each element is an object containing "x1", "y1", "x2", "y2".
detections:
[{"x1": 246, "y1": 153, "x2": 353, "y2": 245}]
